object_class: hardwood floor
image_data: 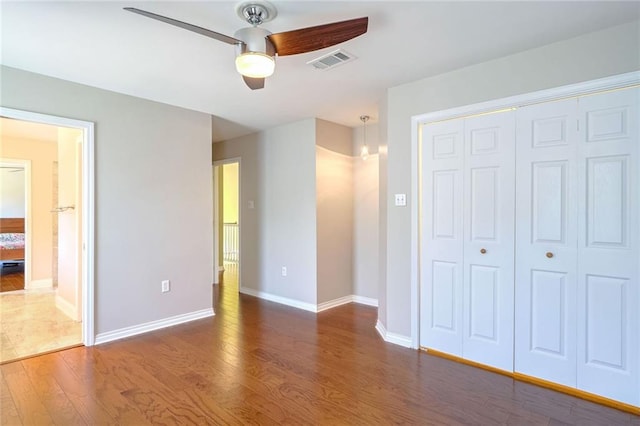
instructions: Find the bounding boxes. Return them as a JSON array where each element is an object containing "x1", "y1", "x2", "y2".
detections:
[
  {"x1": 0, "y1": 263, "x2": 24, "y2": 292},
  {"x1": 1, "y1": 268, "x2": 638, "y2": 425}
]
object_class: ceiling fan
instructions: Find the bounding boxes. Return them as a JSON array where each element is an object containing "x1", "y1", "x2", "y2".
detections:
[{"x1": 124, "y1": 1, "x2": 368, "y2": 90}]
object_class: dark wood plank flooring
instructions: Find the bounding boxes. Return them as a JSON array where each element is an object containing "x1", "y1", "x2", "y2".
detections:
[
  {"x1": 1, "y1": 266, "x2": 638, "y2": 425},
  {"x1": 0, "y1": 263, "x2": 24, "y2": 292}
]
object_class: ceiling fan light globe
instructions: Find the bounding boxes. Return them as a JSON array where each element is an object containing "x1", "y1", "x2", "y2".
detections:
[{"x1": 235, "y1": 52, "x2": 275, "y2": 78}]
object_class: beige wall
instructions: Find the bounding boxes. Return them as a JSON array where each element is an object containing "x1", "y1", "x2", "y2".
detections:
[
  {"x1": 2, "y1": 65, "x2": 214, "y2": 335},
  {"x1": 56, "y1": 126, "x2": 82, "y2": 319},
  {"x1": 0, "y1": 136, "x2": 56, "y2": 283},
  {"x1": 382, "y1": 20, "x2": 640, "y2": 338},
  {"x1": 222, "y1": 163, "x2": 238, "y2": 224}
]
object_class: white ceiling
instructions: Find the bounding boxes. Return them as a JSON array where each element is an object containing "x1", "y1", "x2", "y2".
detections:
[{"x1": 1, "y1": 1, "x2": 639, "y2": 142}]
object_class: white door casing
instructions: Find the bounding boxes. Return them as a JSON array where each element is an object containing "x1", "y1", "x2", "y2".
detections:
[
  {"x1": 462, "y1": 111, "x2": 515, "y2": 372},
  {"x1": 420, "y1": 119, "x2": 465, "y2": 356},
  {"x1": 576, "y1": 87, "x2": 639, "y2": 406},
  {"x1": 514, "y1": 98, "x2": 579, "y2": 386}
]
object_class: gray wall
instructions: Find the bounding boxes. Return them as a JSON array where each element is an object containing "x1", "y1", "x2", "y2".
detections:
[
  {"x1": 316, "y1": 120, "x2": 353, "y2": 304},
  {"x1": 382, "y1": 20, "x2": 640, "y2": 337},
  {"x1": 214, "y1": 118, "x2": 381, "y2": 308},
  {"x1": 1, "y1": 66, "x2": 214, "y2": 335},
  {"x1": 213, "y1": 119, "x2": 318, "y2": 305},
  {"x1": 353, "y1": 124, "x2": 379, "y2": 301}
]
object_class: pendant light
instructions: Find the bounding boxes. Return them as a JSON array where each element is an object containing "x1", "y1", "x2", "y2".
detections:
[{"x1": 360, "y1": 115, "x2": 370, "y2": 160}]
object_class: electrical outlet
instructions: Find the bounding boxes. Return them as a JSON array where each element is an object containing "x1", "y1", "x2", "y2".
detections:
[
  {"x1": 394, "y1": 193, "x2": 407, "y2": 206},
  {"x1": 281, "y1": 266, "x2": 287, "y2": 277},
  {"x1": 161, "y1": 280, "x2": 170, "y2": 293}
]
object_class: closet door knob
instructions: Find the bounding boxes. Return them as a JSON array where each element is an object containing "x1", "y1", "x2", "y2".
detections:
[
  {"x1": 546, "y1": 252, "x2": 554, "y2": 258},
  {"x1": 480, "y1": 248, "x2": 487, "y2": 254}
]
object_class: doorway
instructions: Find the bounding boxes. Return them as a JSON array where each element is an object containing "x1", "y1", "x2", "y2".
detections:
[
  {"x1": 0, "y1": 159, "x2": 29, "y2": 292},
  {"x1": 213, "y1": 159, "x2": 240, "y2": 293},
  {"x1": 0, "y1": 108, "x2": 94, "y2": 362}
]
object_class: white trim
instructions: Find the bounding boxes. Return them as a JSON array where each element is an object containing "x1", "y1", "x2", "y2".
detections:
[
  {"x1": 55, "y1": 294, "x2": 79, "y2": 322},
  {"x1": 212, "y1": 164, "x2": 219, "y2": 284},
  {"x1": 410, "y1": 71, "x2": 640, "y2": 349},
  {"x1": 352, "y1": 295, "x2": 378, "y2": 307},
  {"x1": 95, "y1": 308, "x2": 215, "y2": 345},
  {"x1": 317, "y1": 295, "x2": 379, "y2": 311},
  {"x1": 375, "y1": 320, "x2": 412, "y2": 348},
  {"x1": 413, "y1": 71, "x2": 640, "y2": 125},
  {"x1": 317, "y1": 295, "x2": 353, "y2": 312},
  {"x1": 410, "y1": 108, "x2": 420, "y2": 350},
  {"x1": 27, "y1": 278, "x2": 53, "y2": 289},
  {"x1": 240, "y1": 289, "x2": 380, "y2": 313},
  {"x1": 239, "y1": 287, "x2": 318, "y2": 312},
  {"x1": 0, "y1": 107, "x2": 95, "y2": 347}
]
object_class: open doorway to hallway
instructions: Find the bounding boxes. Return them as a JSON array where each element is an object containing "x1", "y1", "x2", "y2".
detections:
[
  {"x1": 0, "y1": 116, "x2": 84, "y2": 363},
  {"x1": 214, "y1": 160, "x2": 240, "y2": 293}
]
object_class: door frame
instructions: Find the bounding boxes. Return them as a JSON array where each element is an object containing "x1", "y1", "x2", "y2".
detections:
[
  {"x1": 410, "y1": 71, "x2": 640, "y2": 349},
  {"x1": 213, "y1": 157, "x2": 241, "y2": 289},
  {"x1": 1, "y1": 107, "x2": 96, "y2": 346}
]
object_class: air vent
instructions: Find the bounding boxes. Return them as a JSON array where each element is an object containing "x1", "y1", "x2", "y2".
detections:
[{"x1": 307, "y1": 49, "x2": 357, "y2": 70}]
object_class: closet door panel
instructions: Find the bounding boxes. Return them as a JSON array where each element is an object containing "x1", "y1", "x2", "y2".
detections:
[
  {"x1": 515, "y1": 99, "x2": 578, "y2": 386},
  {"x1": 577, "y1": 88, "x2": 639, "y2": 406},
  {"x1": 462, "y1": 111, "x2": 515, "y2": 371},
  {"x1": 420, "y1": 120, "x2": 464, "y2": 355}
]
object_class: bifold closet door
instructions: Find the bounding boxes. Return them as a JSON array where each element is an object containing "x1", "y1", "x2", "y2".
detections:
[
  {"x1": 461, "y1": 111, "x2": 515, "y2": 371},
  {"x1": 514, "y1": 98, "x2": 578, "y2": 387},
  {"x1": 420, "y1": 119, "x2": 464, "y2": 356},
  {"x1": 576, "y1": 87, "x2": 639, "y2": 406}
]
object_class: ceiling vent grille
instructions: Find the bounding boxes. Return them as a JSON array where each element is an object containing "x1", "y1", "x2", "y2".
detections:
[{"x1": 307, "y1": 49, "x2": 357, "y2": 70}]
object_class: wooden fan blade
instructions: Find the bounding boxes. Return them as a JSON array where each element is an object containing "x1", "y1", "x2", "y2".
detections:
[
  {"x1": 268, "y1": 17, "x2": 368, "y2": 57},
  {"x1": 124, "y1": 7, "x2": 242, "y2": 45},
  {"x1": 243, "y1": 76, "x2": 265, "y2": 90}
]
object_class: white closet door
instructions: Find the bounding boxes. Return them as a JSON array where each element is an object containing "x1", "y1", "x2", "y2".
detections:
[
  {"x1": 514, "y1": 99, "x2": 578, "y2": 386},
  {"x1": 420, "y1": 120, "x2": 464, "y2": 355},
  {"x1": 462, "y1": 111, "x2": 515, "y2": 371},
  {"x1": 577, "y1": 87, "x2": 639, "y2": 406}
]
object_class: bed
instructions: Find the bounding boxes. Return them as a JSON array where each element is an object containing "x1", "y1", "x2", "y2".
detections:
[{"x1": 0, "y1": 218, "x2": 25, "y2": 261}]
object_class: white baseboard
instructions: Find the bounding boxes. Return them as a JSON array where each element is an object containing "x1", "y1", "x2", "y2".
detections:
[
  {"x1": 352, "y1": 295, "x2": 378, "y2": 307},
  {"x1": 375, "y1": 319, "x2": 412, "y2": 348},
  {"x1": 240, "y1": 288, "x2": 379, "y2": 313},
  {"x1": 95, "y1": 308, "x2": 215, "y2": 345},
  {"x1": 27, "y1": 278, "x2": 52, "y2": 289},
  {"x1": 317, "y1": 295, "x2": 353, "y2": 312},
  {"x1": 317, "y1": 295, "x2": 379, "y2": 312},
  {"x1": 55, "y1": 294, "x2": 79, "y2": 322},
  {"x1": 239, "y1": 287, "x2": 318, "y2": 312}
]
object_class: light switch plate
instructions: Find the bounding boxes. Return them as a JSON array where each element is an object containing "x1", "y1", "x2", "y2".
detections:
[{"x1": 394, "y1": 193, "x2": 407, "y2": 206}]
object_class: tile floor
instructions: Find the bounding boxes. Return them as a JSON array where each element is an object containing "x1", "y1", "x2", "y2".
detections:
[{"x1": 0, "y1": 289, "x2": 82, "y2": 363}]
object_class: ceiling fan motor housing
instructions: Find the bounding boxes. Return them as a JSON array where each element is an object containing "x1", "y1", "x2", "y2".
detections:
[{"x1": 234, "y1": 27, "x2": 275, "y2": 57}]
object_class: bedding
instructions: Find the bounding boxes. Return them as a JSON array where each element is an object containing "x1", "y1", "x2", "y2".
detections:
[
  {"x1": 0, "y1": 233, "x2": 25, "y2": 250},
  {"x1": 0, "y1": 218, "x2": 25, "y2": 261}
]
